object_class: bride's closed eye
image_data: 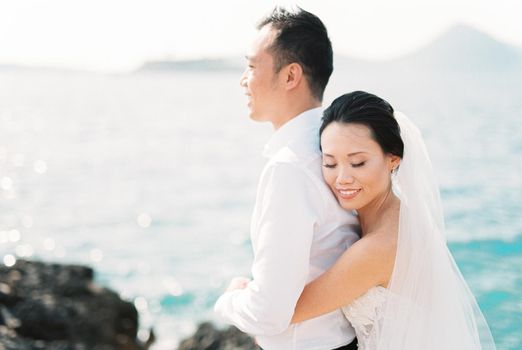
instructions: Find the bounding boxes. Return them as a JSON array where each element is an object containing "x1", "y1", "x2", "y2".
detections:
[
  {"x1": 322, "y1": 163, "x2": 337, "y2": 169},
  {"x1": 351, "y1": 161, "x2": 365, "y2": 168}
]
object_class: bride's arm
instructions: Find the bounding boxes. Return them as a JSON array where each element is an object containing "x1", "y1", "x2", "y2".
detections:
[{"x1": 291, "y1": 235, "x2": 395, "y2": 323}]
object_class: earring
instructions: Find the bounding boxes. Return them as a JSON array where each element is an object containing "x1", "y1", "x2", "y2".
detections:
[{"x1": 391, "y1": 166, "x2": 400, "y2": 180}]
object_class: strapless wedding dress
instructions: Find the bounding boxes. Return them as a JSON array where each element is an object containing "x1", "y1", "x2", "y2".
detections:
[{"x1": 342, "y1": 286, "x2": 389, "y2": 350}]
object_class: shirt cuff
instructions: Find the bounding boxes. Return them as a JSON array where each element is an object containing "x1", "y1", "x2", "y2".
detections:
[{"x1": 214, "y1": 290, "x2": 237, "y2": 317}]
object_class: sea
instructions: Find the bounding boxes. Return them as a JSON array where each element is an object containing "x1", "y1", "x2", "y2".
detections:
[{"x1": 0, "y1": 67, "x2": 520, "y2": 349}]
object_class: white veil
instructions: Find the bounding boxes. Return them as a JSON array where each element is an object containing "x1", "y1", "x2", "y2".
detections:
[{"x1": 377, "y1": 112, "x2": 496, "y2": 349}]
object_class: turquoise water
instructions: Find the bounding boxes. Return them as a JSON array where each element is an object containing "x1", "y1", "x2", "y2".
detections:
[
  {"x1": 450, "y1": 238, "x2": 522, "y2": 349},
  {"x1": 0, "y1": 69, "x2": 520, "y2": 349}
]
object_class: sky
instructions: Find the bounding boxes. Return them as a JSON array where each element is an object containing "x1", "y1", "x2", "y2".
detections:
[{"x1": 0, "y1": 0, "x2": 521, "y2": 72}]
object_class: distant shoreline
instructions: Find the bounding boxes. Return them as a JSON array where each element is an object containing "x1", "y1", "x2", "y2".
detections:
[{"x1": 1, "y1": 24, "x2": 520, "y2": 76}]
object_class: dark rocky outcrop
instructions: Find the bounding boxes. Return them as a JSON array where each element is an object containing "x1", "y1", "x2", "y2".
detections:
[
  {"x1": 178, "y1": 322, "x2": 259, "y2": 350},
  {"x1": 0, "y1": 260, "x2": 259, "y2": 350},
  {"x1": 0, "y1": 260, "x2": 153, "y2": 350}
]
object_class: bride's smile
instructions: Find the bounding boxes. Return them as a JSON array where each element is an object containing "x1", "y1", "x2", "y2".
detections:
[{"x1": 321, "y1": 122, "x2": 400, "y2": 212}]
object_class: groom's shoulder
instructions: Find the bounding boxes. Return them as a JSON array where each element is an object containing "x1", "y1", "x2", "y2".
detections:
[
  {"x1": 263, "y1": 147, "x2": 323, "y2": 194},
  {"x1": 267, "y1": 144, "x2": 320, "y2": 172},
  {"x1": 269, "y1": 146, "x2": 300, "y2": 165}
]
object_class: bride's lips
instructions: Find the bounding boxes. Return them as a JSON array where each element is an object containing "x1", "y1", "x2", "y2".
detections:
[{"x1": 336, "y1": 188, "x2": 362, "y2": 200}]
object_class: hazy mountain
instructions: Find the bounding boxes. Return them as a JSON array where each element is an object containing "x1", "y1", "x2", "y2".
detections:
[
  {"x1": 2, "y1": 24, "x2": 519, "y2": 76},
  {"x1": 390, "y1": 24, "x2": 520, "y2": 72},
  {"x1": 136, "y1": 24, "x2": 520, "y2": 78},
  {"x1": 334, "y1": 25, "x2": 521, "y2": 78}
]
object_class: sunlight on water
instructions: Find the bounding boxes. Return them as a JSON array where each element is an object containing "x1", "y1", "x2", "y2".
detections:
[
  {"x1": 3, "y1": 254, "x2": 16, "y2": 267},
  {"x1": 1, "y1": 177, "x2": 13, "y2": 191},
  {"x1": 137, "y1": 212, "x2": 152, "y2": 228},
  {"x1": 43, "y1": 237, "x2": 56, "y2": 251},
  {"x1": 33, "y1": 160, "x2": 48, "y2": 174},
  {"x1": 0, "y1": 69, "x2": 520, "y2": 349},
  {"x1": 90, "y1": 248, "x2": 104, "y2": 262}
]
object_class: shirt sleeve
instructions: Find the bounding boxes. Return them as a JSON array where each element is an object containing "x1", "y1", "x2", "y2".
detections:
[{"x1": 214, "y1": 162, "x2": 323, "y2": 336}]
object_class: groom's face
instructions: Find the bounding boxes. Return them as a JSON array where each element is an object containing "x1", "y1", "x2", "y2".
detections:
[{"x1": 240, "y1": 25, "x2": 285, "y2": 123}]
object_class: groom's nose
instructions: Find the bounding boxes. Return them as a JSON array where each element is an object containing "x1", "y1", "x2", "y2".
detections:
[{"x1": 239, "y1": 71, "x2": 248, "y2": 87}]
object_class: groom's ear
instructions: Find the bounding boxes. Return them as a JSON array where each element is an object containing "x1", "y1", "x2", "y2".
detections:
[{"x1": 283, "y1": 63, "x2": 304, "y2": 91}]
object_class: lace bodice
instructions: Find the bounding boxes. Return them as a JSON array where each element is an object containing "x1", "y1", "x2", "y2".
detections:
[{"x1": 342, "y1": 286, "x2": 389, "y2": 350}]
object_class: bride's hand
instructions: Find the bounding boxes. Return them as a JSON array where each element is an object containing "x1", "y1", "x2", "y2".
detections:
[{"x1": 226, "y1": 277, "x2": 251, "y2": 292}]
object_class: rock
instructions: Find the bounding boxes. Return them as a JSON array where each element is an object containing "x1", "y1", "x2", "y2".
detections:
[
  {"x1": 0, "y1": 260, "x2": 153, "y2": 350},
  {"x1": 178, "y1": 322, "x2": 259, "y2": 350}
]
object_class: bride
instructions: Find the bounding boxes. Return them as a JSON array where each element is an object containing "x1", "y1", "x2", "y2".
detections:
[{"x1": 289, "y1": 91, "x2": 496, "y2": 349}]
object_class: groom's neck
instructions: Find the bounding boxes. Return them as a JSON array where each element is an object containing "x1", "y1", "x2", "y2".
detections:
[{"x1": 271, "y1": 97, "x2": 321, "y2": 130}]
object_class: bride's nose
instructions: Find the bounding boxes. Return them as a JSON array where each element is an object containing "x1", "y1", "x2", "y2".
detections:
[{"x1": 336, "y1": 166, "x2": 355, "y2": 185}]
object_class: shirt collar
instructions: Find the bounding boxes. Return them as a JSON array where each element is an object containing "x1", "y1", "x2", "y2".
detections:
[{"x1": 263, "y1": 107, "x2": 322, "y2": 158}]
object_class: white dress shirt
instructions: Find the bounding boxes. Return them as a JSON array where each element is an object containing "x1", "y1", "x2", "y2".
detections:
[{"x1": 214, "y1": 108, "x2": 359, "y2": 350}]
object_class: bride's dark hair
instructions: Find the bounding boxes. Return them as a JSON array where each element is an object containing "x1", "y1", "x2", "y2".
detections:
[{"x1": 320, "y1": 91, "x2": 404, "y2": 158}]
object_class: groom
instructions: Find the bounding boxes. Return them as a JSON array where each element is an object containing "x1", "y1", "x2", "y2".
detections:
[{"x1": 215, "y1": 7, "x2": 359, "y2": 350}]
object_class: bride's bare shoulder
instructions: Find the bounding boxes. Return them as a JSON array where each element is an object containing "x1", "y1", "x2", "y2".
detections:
[
  {"x1": 350, "y1": 219, "x2": 398, "y2": 275},
  {"x1": 341, "y1": 202, "x2": 399, "y2": 277},
  {"x1": 356, "y1": 230, "x2": 397, "y2": 259},
  {"x1": 359, "y1": 212, "x2": 399, "y2": 256}
]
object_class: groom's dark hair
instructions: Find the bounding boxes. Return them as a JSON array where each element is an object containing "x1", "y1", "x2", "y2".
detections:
[{"x1": 257, "y1": 6, "x2": 333, "y2": 102}]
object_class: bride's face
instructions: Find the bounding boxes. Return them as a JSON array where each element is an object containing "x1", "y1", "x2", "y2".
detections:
[{"x1": 321, "y1": 122, "x2": 400, "y2": 211}]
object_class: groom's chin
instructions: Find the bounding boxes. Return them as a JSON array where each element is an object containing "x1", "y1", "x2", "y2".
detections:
[{"x1": 248, "y1": 111, "x2": 268, "y2": 123}]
